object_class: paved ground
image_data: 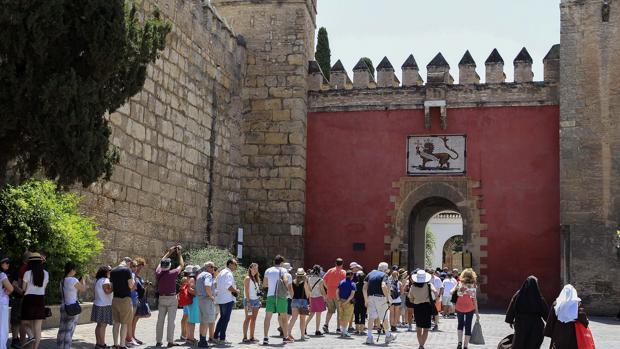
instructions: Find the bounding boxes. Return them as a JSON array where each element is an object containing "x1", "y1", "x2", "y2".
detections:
[{"x1": 38, "y1": 309, "x2": 619, "y2": 349}]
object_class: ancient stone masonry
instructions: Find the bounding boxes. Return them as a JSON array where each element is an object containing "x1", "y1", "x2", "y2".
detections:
[
  {"x1": 560, "y1": 0, "x2": 620, "y2": 315},
  {"x1": 306, "y1": 48, "x2": 560, "y2": 306},
  {"x1": 74, "y1": 0, "x2": 246, "y2": 282},
  {"x1": 211, "y1": 0, "x2": 317, "y2": 267}
]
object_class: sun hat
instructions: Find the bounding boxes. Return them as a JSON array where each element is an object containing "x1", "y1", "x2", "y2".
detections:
[
  {"x1": 350, "y1": 262, "x2": 362, "y2": 269},
  {"x1": 282, "y1": 262, "x2": 292, "y2": 271},
  {"x1": 295, "y1": 268, "x2": 306, "y2": 276},
  {"x1": 413, "y1": 269, "x2": 432, "y2": 283},
  {"x1": 160, "y1": 258, "x2": 172, "y2": 271},
  {"x1": 0, "y1": 257, "x2": 9, "y2": 264},
  {"x1": 183, "y1": 265, "x2": 194, "y2": 274},
  {"x1": 28, "y1": 252, "x2": 43, "y2": 261}
]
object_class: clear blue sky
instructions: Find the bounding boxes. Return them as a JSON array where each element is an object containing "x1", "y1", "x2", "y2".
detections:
[{"x1": 315, "y1": 1, "x2": 560, "y2": 83}]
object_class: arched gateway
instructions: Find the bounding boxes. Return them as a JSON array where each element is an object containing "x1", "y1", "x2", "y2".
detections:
[{"x1": 388, "y1": 178, "x2": 486, "y2": 300}]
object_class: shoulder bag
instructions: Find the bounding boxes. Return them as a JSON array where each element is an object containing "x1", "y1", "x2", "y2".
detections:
[
  {"x1": 427, "y1": 283, "x2": 438, "y2": 315},
  {"x1": 61, "y1": 278, "x2": 82, "y2": 316},
  {"x1": 275, "y1": 269, "x2": 289, "y2": 298}
]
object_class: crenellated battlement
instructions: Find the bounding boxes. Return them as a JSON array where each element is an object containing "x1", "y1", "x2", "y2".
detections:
[{"x1": 308, "y1": 45, "x2": 560, "y2": 92}]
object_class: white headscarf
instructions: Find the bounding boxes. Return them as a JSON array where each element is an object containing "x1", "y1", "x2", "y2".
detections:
[{"x1": 554, "y1": 284, "x2": 581, "y2": 323}]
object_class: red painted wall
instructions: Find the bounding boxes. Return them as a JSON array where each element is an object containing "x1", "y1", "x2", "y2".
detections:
[{"x1": 305, "y1": 106, "x2": 560, "y2": 308}]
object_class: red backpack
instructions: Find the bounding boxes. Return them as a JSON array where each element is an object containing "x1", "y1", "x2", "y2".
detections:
[{"x1": 178, "y1": 283, "x2": 193, "y2": 307}]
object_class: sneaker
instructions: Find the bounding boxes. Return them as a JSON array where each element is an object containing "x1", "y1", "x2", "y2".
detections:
[
  {"x1": 322, "y1": 324, "x2": 329, "y2": 333},
  {"x1": 133, "y1": 338, "x2": 143, "y2": 345},
  {"x1": 432, "y1": 325, "x2": 439, "y2": 332},
  {"x1": 390, "y1": 326, "x2": 396, "y2": 332},
  {"x1": 21, "y1": 339, "x2": 35, "y2": 348},
  {"x1": 126, "y1": 343, "x2": 135, "y2": 348},
  {"x1": 283, "y1": 337, "x2": 294, "y2": 344},
  {"x1": 155, "y1": 343, "x2": 163, "y2": 347},
  {"x1": 407, "y1": 324, "x2": 412, "y2": 331},
  {"x1": 314, "y1": 331, "x2": 323, "y2": 336},
  {"x1": 167, "y1": 343, "x2": 177, "y2": 348},
  {"x1": 262, "y1": 338, "x2": 269, "y2": 345},
  {"x1": 336, "y1": 328, "x2": 341, "y2": 333},
  {"x1": 219, "y1": 341, "x2": 232, "y2": 346},
  {"x1": 348, "y1": 327, "x2": 355, "y2": 333},
  {"x1": 457, "y1": 342, "x2": 463, "y2": 349},
  {"x1": 385, "y1": 333, "x2": 396, "y2": 344},
  {"x1": 365, "y1": 337, "x2": 374, "y2": 345},
  {"x1": 197, "y1": 340, "x2": 209, "y2": 348}
]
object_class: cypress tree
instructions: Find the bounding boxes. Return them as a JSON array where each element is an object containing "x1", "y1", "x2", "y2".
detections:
[
  {"x1": 315, "y1": 27, "x2": 331, "y2": 80},
  {"x1": 362, "y1": 57, "x2": 375, "y2": 78},
  {"x1": 0, "y1": 0, "x2": 171, "y2": 187}
]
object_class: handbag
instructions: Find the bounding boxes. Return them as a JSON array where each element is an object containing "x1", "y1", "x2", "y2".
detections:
[
  {"x1": 497, "y1": 334, "x2": 514, "y2": 349},
  {"x1": 451, "y1": 287, "x2": 459, "y2": 304},
  {"x1": 44, "y1": 307, "x2": 52, "y2": 318},
  {"x1": 136, "y1": 298, "x2": 151, "y2": 318},
  {"x1": 427, "y1": 284, "x2": 438, "y2": 316},
  {"x1": 575, "y1": 321, "x2": 596, "y2": 349},
  {"x1": 470, "y1": 319, "x2": 485, "y2": 345},
  {"x1": 60, "y1": 279, "x2": 81, "y2": 316}
]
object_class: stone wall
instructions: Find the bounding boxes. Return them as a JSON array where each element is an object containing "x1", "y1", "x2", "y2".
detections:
[
  {"x1": 559, "y1": 0, "x2": 620, "y2": 314},
  {"x1": 211, "y1": 0, "x2": 317, "y2": 267},
  {"x1": 75, "y1": 0, "x2": 246, "y2": 280}
]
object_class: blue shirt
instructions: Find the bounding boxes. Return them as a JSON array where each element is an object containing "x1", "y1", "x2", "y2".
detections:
[
  {"x1": 366, "y1": 270, "x2": 388, "y2": 296},
  {"x1": 338, "y1": 278, "x2": 356, "y2": 300}
]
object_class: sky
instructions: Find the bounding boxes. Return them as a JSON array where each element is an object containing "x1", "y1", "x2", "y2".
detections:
[{"x1": 315, "y1": 1, "x2": 560, "y2": 83}]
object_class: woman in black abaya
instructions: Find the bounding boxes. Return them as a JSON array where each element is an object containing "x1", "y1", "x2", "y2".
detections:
[{"x1": 505, "y1": 276, "x2": 549, "y2": 349}]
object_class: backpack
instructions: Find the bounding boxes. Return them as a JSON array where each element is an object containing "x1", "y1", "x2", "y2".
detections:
[
  {"x1": 390, "y1": 279, "x2": 399, "y2": 300},
  {"x1": 275, "y1": 269, "x2": 289, "y2": 298}
]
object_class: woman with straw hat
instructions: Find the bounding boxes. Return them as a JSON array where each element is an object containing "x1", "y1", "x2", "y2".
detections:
[
  {"x1": 21, "y1": 252, "x2": 48, "y2": 349},
  {"x1": 408, "y1": 269, "x2": 436, "y2": 349},
  {"x1": 288, "y1": 268, "x2": 312, "y2": 341}
]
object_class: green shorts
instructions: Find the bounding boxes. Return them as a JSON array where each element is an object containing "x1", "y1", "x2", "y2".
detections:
[{"x1": 266, "y1": 296, "x2": 288, "y2": 314}]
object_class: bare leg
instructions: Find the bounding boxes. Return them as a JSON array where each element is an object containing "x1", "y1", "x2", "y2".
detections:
[
  {"x1": 243, "y1": 307, "x2": 250, "y2": 339},
  {"x1": 263, "y1": 312, "x2": 273, "y2": 339},
  {"x1": 315, "y1": 312, "x2": 322, "y2": 333},
  {"x1": 31, "y1": 320, "x2": 42, "y2": 349},
  {"x1": 288, "y1": 310, "x2": 299, "y2": 338},
  {"x1": 250, "y1": 306, "x2": 259, "y2": 339},
  {"x1": 300, "y1": 315, "x2": 306, "y2": 339},
  {"x1": 279, "y1": 313, "x2": 290, "y2": 339}
]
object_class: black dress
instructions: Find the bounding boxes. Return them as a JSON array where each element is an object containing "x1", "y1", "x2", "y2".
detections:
[{"x1": 505, "y1": 291, "x2": 549, "y2": 349}]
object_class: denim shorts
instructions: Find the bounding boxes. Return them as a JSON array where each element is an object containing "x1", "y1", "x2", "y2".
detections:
[
  {"x1": 291, "y1": 298, "x2": 309, "y2": 309},
  {"x1": 243, "y1": 298, "x2": 261, "y2": 308}
]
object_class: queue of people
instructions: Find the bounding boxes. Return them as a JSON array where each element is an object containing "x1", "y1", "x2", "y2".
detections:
[{"x1": 0, "y1": 248, "x2": 598, "y2": 349}]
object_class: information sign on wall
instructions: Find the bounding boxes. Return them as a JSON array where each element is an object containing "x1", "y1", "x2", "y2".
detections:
[{"x1": 407, "y1": 135, "x2": 466, "y2": 175}]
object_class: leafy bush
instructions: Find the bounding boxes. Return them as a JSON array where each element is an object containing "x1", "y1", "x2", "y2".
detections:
[
  {"x1": 0, "y1": 179, "x2": 103, "y2": 303},
  {"x1": 183, "y1": 246, "x2": 249, "y2": 308}
]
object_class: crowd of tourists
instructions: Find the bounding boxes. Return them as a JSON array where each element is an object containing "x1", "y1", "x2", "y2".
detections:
[{"x1": 0, "y1": 247, "x2": 602, "y2": 349}]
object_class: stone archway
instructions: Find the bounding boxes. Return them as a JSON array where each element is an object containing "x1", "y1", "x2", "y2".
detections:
[{"x1": 386, "y1": 176, "x2": 487, "y2": 300}]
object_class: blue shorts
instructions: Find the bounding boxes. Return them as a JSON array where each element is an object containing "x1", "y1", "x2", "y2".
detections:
[
  {"x1": 291, "y1": 298, "x2": 309, "y2": 310},
  {"x1": 243, "y1": 299, "x2": 261, "y2": 308}
]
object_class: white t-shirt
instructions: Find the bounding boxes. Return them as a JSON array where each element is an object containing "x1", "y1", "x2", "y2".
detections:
[
  {"x1": 62, "y1": 277, "x2": 79, "y2": 305},
  {"x1": 307, "y1": 275, "x2": 324, "y2": 298},
  {"x1": 94, "y1": 278, "x2": 113, "y2": 306},
  {"x1": 285, "y1": 272, "x2": 293, "y2": 299},
  {"x1": 442, "y1": 277, "x2": 457, "y2": 297},
  {"x1": 0, "y1": 272, "x2": 9, "y2": 306},
  {"x1": 432, "y1": 277, "x2": 443, "y2": 295},
  {"x1": 264, "y1": 266, "x2": 286, "y2": 297},
  {"x1": 215, "y1": 268, "x2": 235, "y2": 304},
  {"x1": 24, "y1": 270, "x2": 49, "y2": 295},
  {"x1": 245, "y1": 277, "x2": 260, "y2": 300}
]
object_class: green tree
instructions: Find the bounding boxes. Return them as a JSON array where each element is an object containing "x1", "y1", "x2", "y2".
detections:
[
  {"x1": 0, "y1": 179, "x2": 103, "y2": 302},
  {"x1": 0, "y1": 0, "x2": 171, "y2": 187},
  {"x1": 315, "y1": 27, "x2": 331, "y2": 80},
  {"x1": 425, "y1": 226, "x2": 436, "y2": 268},
  {"x1": 362, "y1": 57, "x2": 375, "y2": 78}
]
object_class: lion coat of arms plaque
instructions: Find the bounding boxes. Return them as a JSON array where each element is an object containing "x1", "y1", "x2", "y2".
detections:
[{"x1": 407, "y1": 135, "x2": 466, "y2": 175}]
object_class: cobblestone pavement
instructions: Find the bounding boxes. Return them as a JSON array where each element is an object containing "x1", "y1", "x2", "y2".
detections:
[{"x1": 39, "y1": 309, "x2": 620, "y2": 349}]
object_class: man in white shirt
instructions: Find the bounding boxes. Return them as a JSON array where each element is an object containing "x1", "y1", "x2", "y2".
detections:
[
  {"x1": 442, "y1": 272, "x2": 457, "y2": 317},
  {"x1": 213, "y1": 259, "x2": 239, "y2": 345},
  {"x1": 430, "y1": 270, "x2": 444, "y2": 331},
  {"x1": 262, "y1": 255, "x2": 293, "y2": 345}
]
